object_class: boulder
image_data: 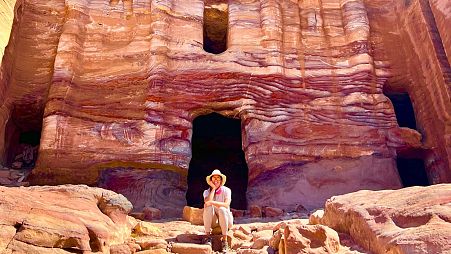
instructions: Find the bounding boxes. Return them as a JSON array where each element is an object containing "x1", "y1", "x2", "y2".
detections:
[
  {"x1": 264, "y1": 207, "x2": 284, "y2": 218},
  {"x1": 170, "y1": 242, "x2": 212, "y2": 254},
  {"x1": 0, "y1": 185, "x2": 133, "y2": 253},
  {"x1": 135, "y1": 238, "x2": 167, "y2": 250},
  {"x1": 238, "y1": 225, "x2": 252, "y2": 235},
  {"x1": 268, "y1": 229, "x2": 283, "y2": 250},
  {"x1": 249, "y1": 205, "x2": 262, "y2": 218},
  {"x1": 110, "y1": 244, "x2": 133, "y2": 254},
  {"x1": 321, "y1": 184, "x2": 451, "y2": 254},
  {"x1": 134, "y1": 221, "x2": 162, "y2": 237},
  {"x1": 231, "y1": 208, "x2": 246, "y2": 218},
  {"x1": 252, "y1": 230, "x2": 273, "y2": 241},
  {"x1": 309, "y1": 209, "x2": 324, "y2": 225},
  {"x1": 136, "y1": 249, "x2": 170, "y2": 254},
  {"x1": 143, "y1": 207, "x2": 161, "y2": 221},
  {"x1": 183, "y1": 206, "x2": 204, "y2": 225},
  {"x1": 283, "y1": 224, "x2": 340, "y2": 254},
  {"x1": 233, "y1": 230, "x2": 253, "y2": 241}
]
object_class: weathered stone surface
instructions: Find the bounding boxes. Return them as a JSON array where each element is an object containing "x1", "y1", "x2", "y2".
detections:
[
  {"x1": 251, "y1": 229, "x2": 273, "y2": 249},
  {"x1": 309, "y1": 209, "x2": 325, "y2": 225},
  {"x1": 264, "y1": 207, "x2": 284, "y2": 218},
  {"x1": 364, "y1": 0, "x2": 451, "y2": 182},
  {"x1": 321, "y1": 184, "x2": 451, "y2": 254},
  {"x1": 0, "y1": 185, "x2": 133, "y2": 253},
  {"x1": 183, "y1": 206, "x2": 204, "y2": 226},
  {"x1": 110, "y1": 244, "x2": 133, "y2": 254},
  {"x1": 135, "y1": 238, "x2": 168, "y2": 250},
  {"x1": 430, "y1": 0, "x2": 451, "y2": 65},
  {"x1": 98, "y1": 168, "x2": 186, "y2": 218},
  {"x1": 268, "y1": 229, "x2": 283, "y2": 250},
  {"x1": 249, "y1": 205, "x2": 262, "y2": 218},
  {"x1": 238, "y1": 225, "x2": 252, "y2": 235},
  {"x1": 284, "y1": 224, "x2": 340, "y2": 254},
  {"x1": 134, "y1": 221, "x2": 163, "y2": 237},
  {"x1": 252, "y1": 230, "x2": 273, "y2": 242},
  {"x1": 231, "y1": 208, "x2": 246, "y2": 218},
  {"x1": 170, "y1": 242, "x2": 212, "y2": 254},
  {"x1": 237, "y1": 248, "x2": 270, "y2": 254},
  {"x1": 0, "y1": 0, "x2": 16, "y2": 63},
  {"x1": 175, "y1": 233, "x2": 204, "y2": 244},
  {"x1": 137, "y1": 249, "x2": 170, "y2": 254},
  {"x1": 143, "y1": 206, "x2": 162, "y2": 221},
  {"x1": 0, "y1": 0, "x2": 449, "y2": 218},
  {"x1": 233, "y1": 230, "x2": 252, "y2": 241}
]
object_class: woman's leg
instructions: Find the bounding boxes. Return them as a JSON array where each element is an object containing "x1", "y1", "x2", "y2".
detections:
[
  {"x1": 228, "y1": 210, "x2": 234, "y2": 230},
  {"x1": 216, "y1": 207, "x2": 231, "y2": 240},
  {"x1": 203, "y1": 205, "x2": 215, "y2": 234}
]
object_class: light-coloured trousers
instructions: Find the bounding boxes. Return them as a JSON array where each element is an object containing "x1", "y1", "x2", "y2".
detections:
[{"x1": 203, "y1": 206, "x2": 234, "y2": 236}]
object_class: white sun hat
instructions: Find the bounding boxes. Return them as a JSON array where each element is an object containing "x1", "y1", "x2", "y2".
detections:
[{"x1": 206, "y1": 169, "x2": 227, "y2": 186}]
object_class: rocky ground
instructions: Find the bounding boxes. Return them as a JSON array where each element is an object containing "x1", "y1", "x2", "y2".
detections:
[
  {"x1": 0, "y1": 166, "x2": 30, "y2": 187},
  {"x1": 0, "y1": 184, "x2": 450, "y2": 254}
]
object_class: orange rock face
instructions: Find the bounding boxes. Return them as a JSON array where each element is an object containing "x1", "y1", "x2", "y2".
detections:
[
  {"x1": 0, "y1": 185, "x2": 133, "y2": 253},
  {"x1": 0, "y1": 0, "x2": 449, "y2": 216},
  {"x1": 321, "y1": 184, "x2": 451, "y2": 254}
]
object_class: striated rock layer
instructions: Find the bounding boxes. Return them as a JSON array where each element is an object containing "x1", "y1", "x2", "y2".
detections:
[
  {"x1": 321, "y1": 184, "x2": 451, "y2": 254},
  {"x1": 0, "y1": 0, "x2": 449, "y2": 216},
  {"x1": 365, "y1": 0, "x2": 451, "y2": 182}
]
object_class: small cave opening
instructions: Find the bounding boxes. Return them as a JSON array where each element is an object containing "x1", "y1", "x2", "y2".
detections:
[
  {"x1": 384, "y1": 92, "x2": 429, "y2": 186},
  {"x1": 2, "y1": 108, "x2": 42, "y2": 170},
  {"x1": 203, "y1": 0, "x2": 228, "y2": 54},
  {"x1": 186, "y1": 113, "x2": 248, "y2": 210},
  {"x1": 385, "y1": 92, "x2": 417, "y2": 130},
  {"x1": 396, "y1": 158, "x2": 429, "y2": 187}
]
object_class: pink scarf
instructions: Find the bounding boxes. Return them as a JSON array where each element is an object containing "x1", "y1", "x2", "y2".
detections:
[{"x1": 215, "y1": 186, "x2": 223, "y2": 195}]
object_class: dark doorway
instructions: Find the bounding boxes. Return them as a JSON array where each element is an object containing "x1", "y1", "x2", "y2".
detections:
[
  {"x1": 186, "y1": 113, "x2": 248, "y2": 210},
  {"x1": 203, "y1": 0, "x2": 228, "y2": 54},
  {"x1": 396, "y1": 158, "x2": 429, "y2": 186},
  {"x1": 384, "y1": 92, "x2": 429, "y2": 186},
  {"x1": 3, "y1": 115, "x2": 41, "y2": 169},
  {"x1": 385, "y1": 93, "x2": 417, "y2": 129}
]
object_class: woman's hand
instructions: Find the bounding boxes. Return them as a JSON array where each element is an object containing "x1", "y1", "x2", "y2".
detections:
[{"x1": 207, "y1": 180, "x2": 216, "y2": 190}]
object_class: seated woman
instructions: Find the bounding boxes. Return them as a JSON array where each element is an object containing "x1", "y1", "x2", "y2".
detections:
[{"x1": 203, "y1": 169, "x2": 233, "y2": 252}]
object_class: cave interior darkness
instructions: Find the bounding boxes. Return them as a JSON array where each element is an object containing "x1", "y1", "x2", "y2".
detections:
[
  {"x1": 385, "y1": 92, "x2": 429, "y2": 186},
  {"x1": 186, "y1": 113, "x2": 248, "y2": 210},
  {"x1": 203, "y1": 0, "x2": 228, "y2": 54},
  {"x1": 3, "y1": 110, "x2": 42, "y2": 168}
]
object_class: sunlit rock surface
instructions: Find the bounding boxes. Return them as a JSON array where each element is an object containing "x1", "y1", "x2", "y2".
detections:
[
  {"x1": 0, "y1": 0, "x2": 449, "y2": 216},
  {"x1": 321, "y1": 184, "x2": 451, "y2": 254},
  {"x1": 0, "y1": 185, "x2": 133, "y2": 253},
  {"x1": 0, "y1": 0, "x2": 16, "y2": 63}
]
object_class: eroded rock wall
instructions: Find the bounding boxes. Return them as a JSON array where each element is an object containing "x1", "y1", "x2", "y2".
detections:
[
  {"x1": 0, "y1": 0, "x2": 18, "y2": 164},
  {"x1": 0, "y1": 0, "x2": 16, "y2": 63},
  {"x1": 364, "y1": 0, "x2": 451, "y2": 183},
  {"x1": 0, "y1": 0, "x2": 65, "y2": 166},
  {"x1": 0, "y1": 0, "x2": 448, "y2": 216}
]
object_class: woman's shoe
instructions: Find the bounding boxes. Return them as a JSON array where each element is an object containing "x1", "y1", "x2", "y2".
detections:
[
  {"x1": 203, "y1": 236, "x2": 212, "y2": 247},
  {"x1": 221, "y1": 240, "x2": 229, "y2": 252}
]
